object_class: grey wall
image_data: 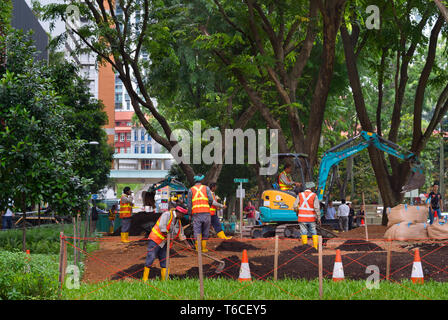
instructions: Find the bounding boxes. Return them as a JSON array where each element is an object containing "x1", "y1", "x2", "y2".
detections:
[{"x1": 11, "y1": 0, "x2": 48, "y2": 62}]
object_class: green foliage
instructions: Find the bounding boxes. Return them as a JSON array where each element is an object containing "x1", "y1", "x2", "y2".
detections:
[
  {"x1": 0, "y1": 251, "x2": 59, "y2": 300},
  {"x1": 61, "y1": 278, "x2": 448, "y2": 300}
]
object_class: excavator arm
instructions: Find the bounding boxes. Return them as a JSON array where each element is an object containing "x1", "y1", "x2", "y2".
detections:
[{"x1": 316, "y1": 131, "x2": 425, "y2": 202}]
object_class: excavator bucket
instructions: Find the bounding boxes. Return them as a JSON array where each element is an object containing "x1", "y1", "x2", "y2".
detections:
[{"x1": 402, "y1": 166, "x2": 425, "y2": 192}]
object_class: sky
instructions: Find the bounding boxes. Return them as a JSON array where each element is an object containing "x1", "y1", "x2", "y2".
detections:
[{"x1": 24, "y1": 0, "x2": 66, "y2": 36}]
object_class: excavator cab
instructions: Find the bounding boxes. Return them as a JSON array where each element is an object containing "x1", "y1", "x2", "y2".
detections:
[{"x1": 271, "y1": 153, "x2": 314, "y2": 191}]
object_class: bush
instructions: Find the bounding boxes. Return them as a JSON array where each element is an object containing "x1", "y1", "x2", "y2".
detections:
[{"x1": 0, "y1": 251, "x2": 59, "y2": 300}]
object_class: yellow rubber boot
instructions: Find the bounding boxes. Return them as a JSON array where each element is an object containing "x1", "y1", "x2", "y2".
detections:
[
  {"x1": 142, "y1": 267, "x2": 150, "y2": 282},
  {"x1": 161, "y1": 268, "x2": 170, "y2": 280},
  {"x1": 201, "y1": 240, "x2": 209, "y2": 253},
  {"x1": 121, "y1": 232, "x2": 130, "y2": 243},
  {"x1": 109, "y1": 225, "x2": 114, "y2": 234},
  {"x1": 125, "y1": 232, "x2": 131, "y2": 242},
  {"x1": 195, "y1": 241, "x2": 198, "y2": 251},
  {"x1": 217, "y1": 231, "x2": 232, "y2": 240},
  {"x1": 312, "y1": 235, "x2": 319, "y2": 250},
  {"x1": 301, "y1": 235, "x2": 308, "y2": 245}
]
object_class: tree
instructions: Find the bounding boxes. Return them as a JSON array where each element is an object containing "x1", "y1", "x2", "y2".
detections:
[
  {"x1": 47, "y1": 62, "x2": 114, "y2": 193},
  {"x1": 341, "y1": 0, "x2": 448, "y2": 224},
  {"x1": 0, "y1": 31, "x2": 91, "y2": 250}
]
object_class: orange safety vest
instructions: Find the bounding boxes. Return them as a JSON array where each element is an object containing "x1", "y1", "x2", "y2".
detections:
[
  {"x1": 297, "y1": 190, "x2": 317, "y2": 223},
  {"x1": 119, "y1": 195, "x2": 132, "y2": 219},
  {"x1": 190, "y1": 184, "x2": 210, "y2": 214},
  {"x1": 210, "y1": 192, "x2": 217, "y2": 216},
  {"x1": 278, "y1": 171, "x2": 293, "y2": 191},
  {"x1": 148, "y1": 210, "x2": 181, "y2": 246}
]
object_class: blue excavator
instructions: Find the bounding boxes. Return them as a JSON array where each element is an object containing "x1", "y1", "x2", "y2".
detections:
[{"x1": 242, "y1": 131, "x2": 425, "y2": 238}]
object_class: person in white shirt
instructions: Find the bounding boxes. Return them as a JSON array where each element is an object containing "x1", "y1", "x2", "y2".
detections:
[
  {"x1": 337, "y1": 199, "x2": 350, "y2": 232},
  {"x1": 2, "y1": 207, "x2": 14, "y2": 230}
]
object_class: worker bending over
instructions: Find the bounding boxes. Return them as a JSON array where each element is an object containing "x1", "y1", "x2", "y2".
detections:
[
  {"x1": 293, "y1": 182, "x2": 321, "y2": 249},
  {"x1": 209, "y1": 182, "x2": 232, "y2": 240},
  {"x1": 142, "y1": 204, "x2": 187, "y2": 282},
  {"x1": 278, "y1": 163, "x2": 302, "y2": 194},
  {"x1": 119, "y1": 187, "x2": 134, "y2": 243},
  {"x1": 188, "y1": 174, "x2": 214, "y2": 252}
]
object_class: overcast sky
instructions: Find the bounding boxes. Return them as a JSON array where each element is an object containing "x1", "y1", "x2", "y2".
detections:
[{"x1": 24, "y1": 0, "x2": 66, "y2": 36}]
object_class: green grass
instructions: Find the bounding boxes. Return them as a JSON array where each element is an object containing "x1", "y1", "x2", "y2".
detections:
[
  {"x1": 0, "y1": 223, "x2": 99, "y2": 255},
  {"x1": 116, "y1": 183, "x2": 143, "y2": 195},
  {"x1": 61, "y1": 278, "x2": 448, "y2": 300}
]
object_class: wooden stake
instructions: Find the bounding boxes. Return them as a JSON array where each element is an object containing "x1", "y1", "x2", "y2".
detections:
[
  {"x1": 274, "y1": 235, "x2": 279, "y2": 281},
  {"x1": 318, "y1": 235, "x2": 323, "y2": 299},
  {"x1": 362, "y1": 192, "x2": 369, "y2": 241},
  {"x1": 165, "y1": 233, "x2": 171, "y2": 280},
  {"x1": 58, "y1": 232, "x2": 65, "y2": 289},
  {"x1": 386, "y1": 240, "x2": 392, "y2": 281},
  {"x1": 83, "y1": 210, "x2": 88, "y2": 253},
  {"x1": 77, "y1": 213, "x2": 81, "y2": 262},
  {"x1": 197, "y1": 235, "x2": 204, "y2": 299},
  {"x1": 72, "y1": 216, "x2": 77, "y2": 266}
]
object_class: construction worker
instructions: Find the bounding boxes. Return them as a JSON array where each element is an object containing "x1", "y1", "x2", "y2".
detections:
[
  {"x1": 209, "y1": 182, "x2": 232, "y2": 240},
  {"x1": 293, "y1": 182, "x2": 321, "y2": 249},
  {"x1": 142, "y1": 204, "x2": 187, "y2": 282},
  {"x1": 427, "y1": 182, "x2": 444, "y2": 224},
  {"x1": 278, "y1": 163, "x2": 302, "y2": 194},
  {"x1": 119, "y1": 186, "x2": 134, "y2": 243},
  {"x1": 187, "y1": 174, "x2": 214, "y2": 252},
  {"x1": 108, "y1": 204, "x2": 117, "y2": 234}
]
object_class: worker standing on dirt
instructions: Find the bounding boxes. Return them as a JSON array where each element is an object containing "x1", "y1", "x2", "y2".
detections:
[
  {"x1": 278, "y1": 163, "x2": 302, "y2": 193},
  {"x1": 119, "y1": 186, "x2": 134, "y2": 243},
  {"x1": 209, "y1": 182, "x2": 232, "y2": 240},
  {"x1": 142, "y1": 204, "x2": 187, "y2": 282},
  {"x1": 187, "y1": 174, "x2": 214, "y2": 252},
  {"x1": 293, "y1": 182, "x2": 320, "y2": 249},
  {"x1": 427, "y1": 182, "x2": 444, "y2": 224},
  {"x1": 108, "y1": 204, "x2": 117, "y2": 234}
]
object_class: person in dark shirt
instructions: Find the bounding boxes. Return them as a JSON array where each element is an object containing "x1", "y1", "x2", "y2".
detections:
[
  {"x1": 427, "y1": 183, "x2": 444, "y2": 224},
  {"x1": 348, "y1": 202, "x2": 355, "y2": 230}
]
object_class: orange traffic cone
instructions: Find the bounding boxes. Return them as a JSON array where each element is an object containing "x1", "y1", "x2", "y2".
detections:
[
  {"x1": 238, "y1": 249, "x2": 251, "y2": 282},
  {"x1": 332, "y1": 249, "x2": 344, "y2": 282},
  {"x1": 411, "y1": 248, "x2": 424, "y2": 284},
  {"x1": 360, "y1": 218, "x2": 365, "y2": 226}
]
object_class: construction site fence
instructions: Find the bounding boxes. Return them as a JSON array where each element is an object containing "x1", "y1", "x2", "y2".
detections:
[{"x1": 56, "y1": 234, "x2": 448, "y2": 300}]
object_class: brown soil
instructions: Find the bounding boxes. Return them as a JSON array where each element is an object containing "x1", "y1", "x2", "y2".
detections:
[{"x1": 82, "y1": 228, "x2": 448, "y2": 283}]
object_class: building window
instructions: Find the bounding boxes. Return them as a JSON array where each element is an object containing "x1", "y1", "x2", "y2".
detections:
[
  {"x1": 114, "y1": 134, "x2": 118, "y2": 141},
  {"x1": 147, "y1": 134, "x2": 152, "y2": 142},
  {"x1": 126, "y1": 100, "x2": 131, "y2": 110},
  {"x1": 141, "y1": 144, "x2": 145, "y2": 154},
  {"x1": 115, "y1": 122, "x2": 120, "y2": 127},
  {"x1": 147, "y1": 144, "x2": 152, "y2": 154},
  {"x1": 141, "y1": 129, "x2": 145, "y2": 141},
  {"x1": 120, "y1": 148, "x2": 125, "y2": 154},
  {"x1": 141, "y1": 159, "x2": 151, "y2": 170},
  {"x1": 135, "y1": 144, "x2": 139, "y2": 154},
  {"x1": 126, "y1": 147, "x2": 131, "y2": 154},
  {"x1": 115, "y1": 148, "x2": 119, "y2": 154},
  {"x1": 134, "y1": 130, "x2": 138, "y2": 141},
  {"x1": 120, "y1": 133, "x2": 125, "y2": 142},
  {"x1": 126, "y1": 133, "x2": 131, "y2": 141}
]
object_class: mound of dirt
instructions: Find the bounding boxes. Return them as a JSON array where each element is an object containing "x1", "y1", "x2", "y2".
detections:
[
  {"x1": 335, "y1": 239, "x2": 383, "y2": 252},
  {"x1": 113, "y1": 211, "x2": 161, "y2": 236},
  {"x1": 214, "y1": 240, "x2": 259, "y2": 252}
]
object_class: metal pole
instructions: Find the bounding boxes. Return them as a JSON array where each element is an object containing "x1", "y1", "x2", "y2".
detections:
[{"x1": 240, "y1": 182, "x2": 243, "y2": 239}]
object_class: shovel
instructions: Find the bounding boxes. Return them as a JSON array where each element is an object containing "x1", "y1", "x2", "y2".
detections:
[{"x1": 175, "y1": 240, "x2": 225, "y2": 274}]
